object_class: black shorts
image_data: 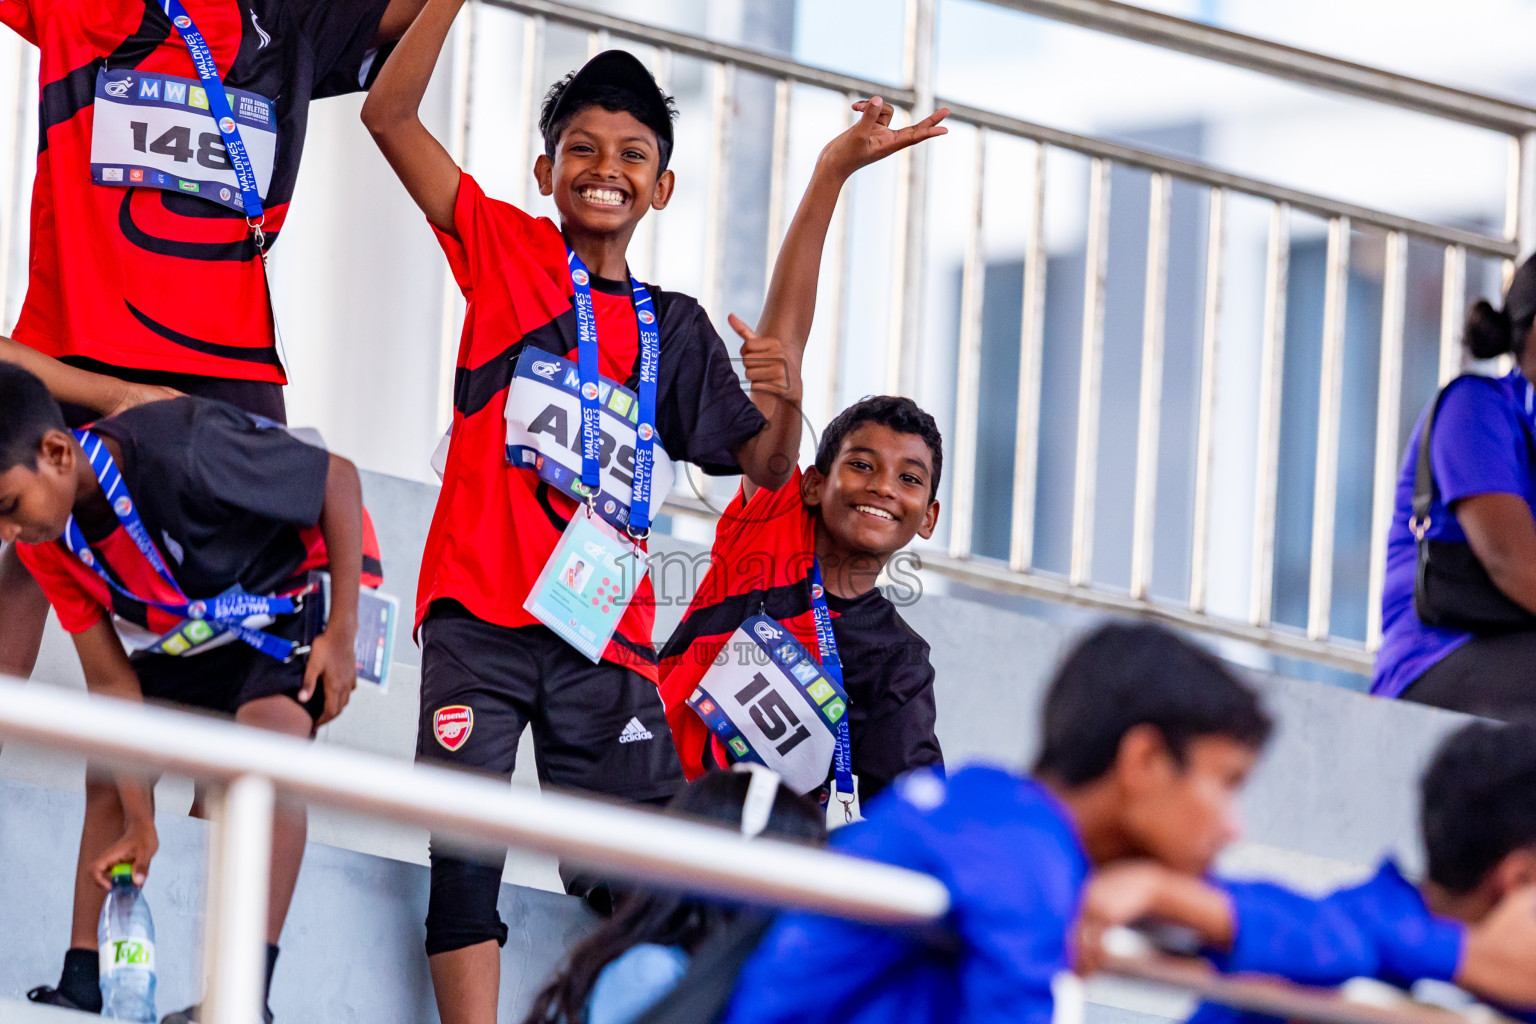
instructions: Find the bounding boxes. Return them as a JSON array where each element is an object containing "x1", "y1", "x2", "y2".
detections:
[
  {"x1": 57, "y1": 356, "x2": 287, "y2": 427},
  {"x1": 416, "y1": 602, "x2": 682, "y2": 955},
  {"x1": 130, "y1": 613, "x2": 323, "y2": 723},
  {"x1": 1400, "y1": 630, "x2": 1536, "y2": 720}
]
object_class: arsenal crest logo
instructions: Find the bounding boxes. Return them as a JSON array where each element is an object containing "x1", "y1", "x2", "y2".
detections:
[{"x1": 434, "y1": 705, "x2": 474, "y2": 751}]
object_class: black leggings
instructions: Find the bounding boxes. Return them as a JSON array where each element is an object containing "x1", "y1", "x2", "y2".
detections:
[{"x1": 1400, "y1": 630, "x2": 1536, "y2": 720}]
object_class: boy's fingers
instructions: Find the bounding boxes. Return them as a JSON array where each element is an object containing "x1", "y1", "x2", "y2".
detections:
[
  {"x1": 299, "y1": 659, "x2": 320, "y2": 703},
  {"x1": 727, "y1": 312, "x2": 757, "y2": 343},
  {"x1": 856, "y1": 96, "x2": 884, "y2": 127}
]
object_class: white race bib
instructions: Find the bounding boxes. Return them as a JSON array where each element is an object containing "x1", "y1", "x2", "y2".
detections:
[
  {"x1": 91, "y1": 68, "x2": 277, "y2": 213},
  {"x1": 504, "y1": 349, "x2": 675, "y2": 533},
  {"x1": 687, "y1": 615, "x2": 849, "y2": 795}
]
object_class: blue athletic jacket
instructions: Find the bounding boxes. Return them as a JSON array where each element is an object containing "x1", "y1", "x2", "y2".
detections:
[
  {"x1": 721, "y1": 766, "x2": 1089, "y2": 1024},
  {"x1": 1194, "y1": 861, "x2": 1533, "y2": 1024}
]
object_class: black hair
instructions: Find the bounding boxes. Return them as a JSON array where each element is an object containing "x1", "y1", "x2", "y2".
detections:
[
  {"x1": 1032, "y1": 622, "x2": 1273, "y2": 786},
  {"x1": 539, "y1": 73, "x2": 679, "y2": 172},
  {"x1": 521, "y1": 771, "x2": 826, "y2": 1024},
  {"x1": 814, "y1": 396, "x2": 944, "y2": 500},
  {"x1": 1421, "y1": 720, "x2": 1536, "y2": 894},
  {"x1": 1463, "y1": 253, "x2": 1536, "y2": 359},
  {"x1": 0, "y1": 363, "x2": 67, "y2": 473},
  {"x1": 1462, "y1": 299, "x2": 1523, "y2": 360}
]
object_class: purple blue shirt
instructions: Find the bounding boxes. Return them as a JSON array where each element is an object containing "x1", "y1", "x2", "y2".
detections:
[
  {"x1": 1372, "y1": 370, "x2": 1536, "y2": 698},
  {"x1": 721, "y1": 766, "x2": 1089, "y2": 1024}
]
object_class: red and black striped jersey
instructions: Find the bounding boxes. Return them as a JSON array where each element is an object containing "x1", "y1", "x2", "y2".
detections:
[
  {"x1": 0, "y1": 0, "x2": 392, "y2": 382},
  {"x1": 18, "y1": 397, "x2": 383, "y2": 636},
  {"x1": 658, "y1": 469, "x2": 943, "y2": 802},
  {"x1": 418, "y1": 173, "x2": 765, "y2": 681}
]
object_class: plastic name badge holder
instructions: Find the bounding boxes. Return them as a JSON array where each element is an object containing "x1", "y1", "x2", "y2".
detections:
[{"x1": 524, "y1": 510, "x2": 644, "y2": 663}]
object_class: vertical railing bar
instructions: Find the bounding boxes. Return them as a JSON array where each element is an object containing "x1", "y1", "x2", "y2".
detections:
[
  {"x1": 1070, "y1": 157, "x2": 1112, "y2": 587},
  {"x1": 948, "y1": 129, "x2": 989, "y2": 560},
  {"x1": 588, "y1": 27, "x2": 610, "y2": 58},
  {"x1": 1503, "y1": 135, "x2": 1521, "y2": 288},
  {"x1": 1010, "y1": 143, "x2": 1049, "y2": 572},
  {"x1": 1189, "y1": 187, "x2": 1226, "y2": 613},
  {"x1": 763, "y1": 79, "x2": 793, "y2": 292},
  {"x1": 1366, "y1": 231, "x2": 1408, "y2": 651},
  {"x1": 1307, "y1": 216, "x2": 1351, "y2": 642},
  {"x1": 1518, "y1": 131, "x2": 1536, "y2": 260},
  {"x1": 516, "y1": 14, "x2": 546, "y2": 212},
  {"x1": 1439, "y1": 245, "x2": 1466, "y2": 386},
  {"x1": 1130, "y1": 172, "x2": 1171, "y2": 600},
  {"x1": 1250, "y1": 203, "x2": 1290, "y2": 627},
  {"x1": 888, "y1": 0, "x2": 936, "y2": 396},
  {"x1": 201, "y1": 775, "x2": 274, "y2": 1024},
  {"x1": 823, "y1": 94, "x2": 859, "y2": 426},
  {"x1": 703, "y1": 62, "x2": 736, "y2": 319},
  {"x1": 645, "y1": 48, "x2": 671, "y2": 284},
  {"x1": 434, "y1": 2, "x2": 477, "y2": 436}
]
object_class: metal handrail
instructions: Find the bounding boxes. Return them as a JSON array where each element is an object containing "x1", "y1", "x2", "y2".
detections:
[
  {"x1": 989, "y1": 0, "x2": 1536, "y2": 136},
  {"x1": 0, "y1": 676, "x2": 948, "y2": 1023},
  {"x1": 0, "y1": 678, "x2": 1497, "y2": 1024}
]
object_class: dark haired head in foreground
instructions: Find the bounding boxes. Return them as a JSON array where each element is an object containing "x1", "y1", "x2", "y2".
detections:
[
  {"x1": 1034, "y1": 621, "x2": 1272, "y2": 875},
  {"x1": 1422, "y1": 719, "x2": 1536, "y2": 911},
  {"x1": 524, "y1": 771, "x2": 824, "y2": 1024}
]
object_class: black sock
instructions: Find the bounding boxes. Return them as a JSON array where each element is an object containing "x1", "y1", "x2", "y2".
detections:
[
  {"x1": 265, "y1": 944, "x2": 279, "y2": 1006},
  {"x1": 60, "y1": 947, "x2": 102, "y2": 1013}
]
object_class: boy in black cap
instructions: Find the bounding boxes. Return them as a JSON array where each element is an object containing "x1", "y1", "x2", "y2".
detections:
[{"x1": 362, "y1": 3, "x2": 945, "y2": 1021}]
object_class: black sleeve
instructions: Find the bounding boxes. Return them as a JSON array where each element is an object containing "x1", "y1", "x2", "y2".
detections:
[
  {"x1": 290, "y1": 0, "x2": 395, "y2": 99},
  {"x1": 186, "y1": 402, "x2": 332, "y2": 528},
  {"x1": 654, "y1": 295, "x2": 768, "y2": 476},
  {"x1": 851, "y1": 638, "x2": 944, "y2": 804}
]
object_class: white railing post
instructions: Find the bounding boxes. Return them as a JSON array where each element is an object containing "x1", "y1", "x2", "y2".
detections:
[
  {"x1": 889, "y1": 0, "x2": 936, "y2": 396},
  {"x1": 201, "y1": 774, "x2": 274, "y2": 1024}
]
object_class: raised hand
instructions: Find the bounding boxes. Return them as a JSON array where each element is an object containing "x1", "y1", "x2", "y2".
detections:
[
  {"x1": 730, "y1": 313, "x2": 802, "y2": 405},
  {"x1": 816, "y1": 97, "x2": 950, "y2": 182}
]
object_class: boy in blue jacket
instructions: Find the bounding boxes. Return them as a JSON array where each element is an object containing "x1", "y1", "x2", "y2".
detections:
[
  {"x1": 1168, "y1": 719, "x2": 1536, "y2": 1024},
  {"x1": 723, "y1": 621, "x2": 1273, "y2": 1024}
]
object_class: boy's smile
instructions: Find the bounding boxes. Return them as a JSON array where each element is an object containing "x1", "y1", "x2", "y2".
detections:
[
  {"x1": 536, "y1": 106, "x2": 673, "y2": 261},
  {"x1": 805, "y1": 423, "x2": 941, "y2": 569}
]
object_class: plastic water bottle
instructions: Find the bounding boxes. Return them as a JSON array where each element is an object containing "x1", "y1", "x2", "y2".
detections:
[{"x1": 98, "y1": 863, "x2": 157, "y2": 1022}]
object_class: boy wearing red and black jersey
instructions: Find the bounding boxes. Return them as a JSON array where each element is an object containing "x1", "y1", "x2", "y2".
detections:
[
  {"x1": 0, "y1": 365, "x2": 376, "y2": 1021},
  {"x1": 659, "y1": 396, "x2": 946, "y2": 806},
  {"x1": 361, "y1": 0, "x2": 948, "y2": 1019},
  {"x1": 0, "y1": 0, "x2": 424, "y2": 678}
]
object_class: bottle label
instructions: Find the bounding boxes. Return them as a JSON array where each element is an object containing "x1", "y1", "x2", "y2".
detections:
[{"x1": 100, "y1": 938, "x2": 155, "y2": 972}]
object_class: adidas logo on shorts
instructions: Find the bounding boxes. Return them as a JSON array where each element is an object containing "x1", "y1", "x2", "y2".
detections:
[{"x1": 618, "y1": 717, "x2": 653, "y2": 744}]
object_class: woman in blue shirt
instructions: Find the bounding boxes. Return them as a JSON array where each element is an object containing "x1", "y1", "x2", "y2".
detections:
[
  {"x1": 1373, "y1": 255, "x2": 1536, "y2": 716},
  {"x1": 522, "y1": 768, "x2": 826, "y2": 1024}
]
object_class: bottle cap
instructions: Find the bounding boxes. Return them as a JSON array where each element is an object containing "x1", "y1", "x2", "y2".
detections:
[{"x1": 109, "y1": 863, "x2": 134, "y2": 882}]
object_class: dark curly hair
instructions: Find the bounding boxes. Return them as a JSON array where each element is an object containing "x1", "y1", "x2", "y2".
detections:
[
  {"x1": 539, "y1": 72, "x2": 678, "y2": 171},
  {"x1": 814, "y1": 396, "x2": 943, "y2": 500}
]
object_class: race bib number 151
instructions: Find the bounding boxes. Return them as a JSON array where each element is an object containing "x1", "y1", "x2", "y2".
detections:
[{"x1": 90, "y1": 68, "x2": 278, "y2": 214}]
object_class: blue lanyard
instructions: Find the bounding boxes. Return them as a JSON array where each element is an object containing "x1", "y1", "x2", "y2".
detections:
[
  {"x1": 158, "y1": 0, "x2": 265, "y2": 224},
  {"x1": 62, "y1": 430, "x2": 301, "y2": 660},
  {"x1": 809, "y1": 559, "x2": 856, "y2": 817},
  {"x1": 567, "y1": 248, "x2": 660, "y2": 536}
]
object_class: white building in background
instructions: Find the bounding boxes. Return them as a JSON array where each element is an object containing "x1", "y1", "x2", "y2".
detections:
[{"x1": 1, "y1": 0, "x2": 1531, "y2": 681}]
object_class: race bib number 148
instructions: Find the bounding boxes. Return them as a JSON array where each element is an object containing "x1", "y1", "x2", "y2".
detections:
[{"x1": 90, "y1": 68, "x2": 278, "y2": 214}]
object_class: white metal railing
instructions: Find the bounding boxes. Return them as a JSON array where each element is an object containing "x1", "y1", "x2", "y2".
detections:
[
  {"x1": 446, "y1": 0, "x2": 1533, "y2": 674},
  {"x1": 4, "y1": 1, "x2": 1532, "y2": 672},
  {"x1": 0, "y1": 677, "x2": 949, "y2": 1023},
  {"x1": 0, "y1": 678, "x2": 1501, "y2": 1024}
]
